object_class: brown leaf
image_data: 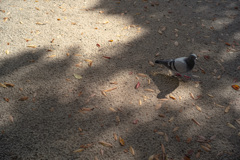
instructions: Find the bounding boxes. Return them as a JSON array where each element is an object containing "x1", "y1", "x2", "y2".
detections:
[
  {"x1": 159, "y1": 114, "x2": 165, "y2": 117},
  {"x1": 201, "y1": 145, "x2": 210, "y2": 152},
  {"x1": 236, "y1": 118, "x2": 240, "y2": 125},
  {"x1": 96, "y1": 43, "x2": 101, "y2": 47},
  {"x1": 4, "y1": 83, "x2": 14, "y2": 87},
  {"x1": 157, "y1": 132, "x2": 165, "y2": 136},
  {"x1": 101, "y1": 91, "x2": 107, "y2": 96},
  {"x1": 9, "y1": 115, "x2": 14, "y2": 122},
  {"x1": 196, "y1": 151, "x2": 201, "y2": 158},
  {"x1": 144, "y1": 88, "x2": 155, "y2": 92},
  {"x1": 192, "y1": 118, "x2": 200, "y2": 126},
  {"x1": 27, "y1": 45, "x2": 37, "y2": 48},
  {"x1": 3, "y1": 17, "x2": 8, "y2": 22},
  {"x1": 169, "y1": 117, "x2": 174, "y2": 122},
  {"x1": 103, "y1": 56, "x2": 111, "y2": 59},
  {"x1": 173, "y1": 127, "x2": 179, "y2": 132},
  {"x1": 161, "y1": 144, "x2": 165, "y2": 154},
  {"x1": 232, "y1": 84, "x2": 239, "y2": 90},
  {"x1": 48, "y1": 55, "x2": 56, "y2": 58},
  {"x1": 113, "y1": 133, "x2": 118, "y2": 141},
  {"x1": 81, "y1": 108, "x2": 94, "y2": 111},
  {"x1": 108, "y1": 40, "x2": 113, "y2": 42},
  {"x1": 73, "y1": 148, "x2": 84, "y2": 153},
  {"x1": 116, "y1": 116, "x2": 120, "y2": 123},
  {"x1": 224, "y1": 106, "x2": 230, "y2": 113},
  {"x1": 19, "y1": 96, "x2": 28, "y2": 101},
  {"x1": 78, "y1": 127, "x2": 83, "y2": 132},
  {"x1": 98, "y1": 141, "x2": 113, "y2": 147},
  {"x1": 155, "y1": 103, "x2": 162, "y2": 110},
  {"x1": 196, "y1": 105, "x2": 202, "y2": 112},
  {"x1": 0, "y1": 83, "x2": 7, "y2": 88},
  {"x1": 169, "y1": 95, "x2": 176, "y2": 100},
  {"x1": 176, "y1": 135, "x2": 180, "y2": 142},
  {"x1": 186, "y1": 137, "x2": 192, "y2": 143},
  {"x1": 129, "y1": 146, "x2": 135, "y2": 155},
  {"x1": 84, "y1": 59, "x2": 93, "y2": 67},
  {"x1": 164, "y1": 133, "x2": 169, "y2": 142},
  {"x1": 190, "y1": 93, "x2": 195, "y2": 99},
  {"x1": 135, "y1": 82, "x2": 140, "y2": 89},
  {"x1": 110, "y1": 81, "x2": 118, "y2": 84},
  {"x1": 227, "y1": 122, "x2": 236, "y2": 129},
  {"x1": 104, "y1": 87, "x2": 117, "y2": 92},
  {"x1": 137, "y1": 73, "x2": 147, "y2": 77},
  {"x1": 148, "y1": 60, "x2": 155, "y2": 67},
  {"x1": 119, "y1": 137, "x2": 125, "y2": 146},
  {"x1": 109, "y1": 107, "x2": 117, "y2": 112},
  {"x1": 3, "y1": 98, "x2": 9, "y2": 102}
]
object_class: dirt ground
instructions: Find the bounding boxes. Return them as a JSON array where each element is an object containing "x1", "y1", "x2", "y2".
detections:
[{"x1": 0, "y1": 0, "x2": 240, "y2": 160}]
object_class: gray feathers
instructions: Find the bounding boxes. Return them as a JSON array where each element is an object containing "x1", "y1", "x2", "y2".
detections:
[{"x1": 155, "y1": 54, "x2": 197, "y2": 73}]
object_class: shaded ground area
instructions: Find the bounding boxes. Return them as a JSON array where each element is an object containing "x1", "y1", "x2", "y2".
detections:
[{"x1": 0, "y1": 0, "x2": 240, "y2": 159}]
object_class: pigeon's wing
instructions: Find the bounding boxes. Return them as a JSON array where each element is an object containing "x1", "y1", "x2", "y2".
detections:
[{"x1": 173, "y1": 57, "x2": 188, "y2": 73}]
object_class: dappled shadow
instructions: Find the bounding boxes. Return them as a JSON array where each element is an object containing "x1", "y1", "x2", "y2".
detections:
[{"x1": 0, "y1": 0, "x2": 240, "y2": 160}]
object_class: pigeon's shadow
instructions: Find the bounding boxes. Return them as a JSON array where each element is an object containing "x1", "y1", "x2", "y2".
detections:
[{"x1": 149, "y1": 73, "x2": 179, "y2": 99}]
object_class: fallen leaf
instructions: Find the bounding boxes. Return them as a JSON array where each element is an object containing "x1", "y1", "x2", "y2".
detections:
[
  {"x1": 192, "y1": 118, "x2": 200, "y2": 126},
  {"x1": 173, "y1": 127, "x2": 179, "y2": 132},
  {"x1": 144, "y1": 88, "x2": 154, "y2": 92},
  {"x1": 196, "y1": 105, "x2": 202, "y2": 112},
  {"x1": 236, "y1": 119, "x2": 240, "y2": 125},
  {"x1": 73, "y1": 148, "x2": 84, "y2": 153},
  {"x1": 109, "y1": 107, "x2": 117, "y2": 112},
  {"x1": 4, "y1": 98, "x2": 9, "y2": 102},
  {"x1": 81, "y1": 108, "x2": 94, "y2": 111},
  {"x1": 232, "y1": 84, "x2": 239, "y2": 90},
  {"x1": 135, "y1": 82, "x2": 140, "y2": 89},
  {"x1": 159, "y1": 114, "x2": 165, "y2": 117},
  {"x1": 186, "y1": 137, "x2": 192, "y2": 143},
  {"x1": 98, "y1": 141, "x2": 113, "y2": 147},
  {"x1": 104, "y1": 87, "x2": 117, "y2": 92},
  {"x1": 100, "y1": 149, "x2": 104, "y2": 155},
  {"x1": 201, "y1": 145, "x2": 210, "y2": 152},
  {"x1": 169, "y1": 95, "x2": 176, "y2": 100},
  {"x1": 176, "y1": 135, "x2": 180, "y2": 142},
  {"x1": 113, "y1": 133, "x2": 118, "y2": 141},
  {"x1": 137, "y1": 73, "x2": 147, "y2": 77},
  {"x1": 48, "y1": 55, "x2": 56, "y2": 58},
  {"x1": 164, "y1": 133, "x2": 169, "y2": 142},
  {"x1": 224, "y1": 106, "x2": 230, "y2": 113},
  {"x1": 96, "y1": 43, "x2": 101, "y2": 47},
  {"x1": 169, "y1": 117, "x2": 174, "y2": 122},
  {"x1": 101, "y1": 91, "x2": 107, "y2": 96},
  {"x1": 102, "y1": 56, "x2": 111, "y2": 59},
  {"x1": 116, "y1": 116, "x2": 120, "y2": 123},
  {"x1": 119, "y1": 137, "x2": 125, "y2": 146},
  {"x1": 190, "y1": 93, "x2": 195, "y2": 99},
  {"x1": 148, "y1": 61, "x2": 154, "y2": 67},
  {"x1": 4, "y1": 83, "x2": 14, "y2": 87},
  {"x1": 9, "y1": 115, "x2": 14, "y2": 122},
  {"x1": 227, "y1": 122, "x2": 236, "y2": 129},
  {"x1": 139, "y1": 99, "x2": 142, "y2": 105},
  {"x1": 3, "y1": 17, "x2": 8, "y2": 22},
  {"x1": 196, "y1": 151, "x2": 201, "y2": 158},
  {"x1": 19, "y1": 96, "x2": 28, "y2": 101},
  {"x1": 110, "y1": 81, "x2": 118, "y2": 84},
  {"x1": 108, "y1": 40, "x2": 113, "y2": 42},
  {"x1": 78, "y1": 127, "x2": 83, "y2": 132},
  {"x1": 129, "y1": 146, "x2": 135, "y2": 155},
  {"x1": 27, "y1": 45, "x2": 37, "y2": 48},
  {"x1": 148, "y1": 79, "x2": 151, "y2": 84},
  {"x1": 71, "y1": 22, "x2": 77, "y2": 25},
  {"x1": 84, "y1": 59, "x2": 93, "y2": 67},
  {"x1": 0, "y1": 83, "x2": 7, "y2": 88},
  {"x1": 225, "y1": 42, "x2": 231, "y2": 46},
  {"x1": 161, "y1": 144, "x2": 165, "y2": 154},
  {"x1": 73, "y1": 73, "x2": 82, "y2": 79}
]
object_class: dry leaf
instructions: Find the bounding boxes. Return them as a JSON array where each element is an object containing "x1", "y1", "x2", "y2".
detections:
[
  {"x1": 109, "y1": 107, "x2": 117, "y2": 112},
  {"x1": 19, "y1": 96, "x2": 28, "y2": 101},
  {"x1": 48, "y1": 55, "x2": 56, "y2": 58},
  {"x1": 9, "y1": 115, "x2": 14, "y2": 122},
  {"x1": 81, "y1": 108, "x2": 94, "y2": 111},
  {"x1": 144, "y1": 88, "x2": 154, "y2": 92},
  {"x1": 169, "y1": 117, "x2": 174, "y2": 122},
  {"x1": 236, "y1": 119, "x2": 240, "y2": 125},
  {"x1": 78, "y1": 127, "x2": 83, "y2": 132},
  {"x1": 129, "y1": 146, "x2": 135, "y2": 155},
  {"x1": 201, "y1": 145, "x2": 210, "y2": 152},
  {"x1": 148, "y1": 61, "x2": 154, "y2": 67},
  {"x1": 98, "y1": 141, "x2": 113, "y2": 147},
  {"x1": 73, "y1": 148, "x2": 84, "y2": 153},
  {"x1": 232, "y1": 84, "x2": 239, "y2": 90},
  {"x1": 4, "y1": 83, "x2": 14, "y2": 87},
  {"x1": 169, "y1": 95, "x2": 176, "y2": 100},
  {"x1": 196, "y1": 105, "x2": 202, "y2": 112},
  {"x1": 100, "y1": 149, "x2": 104, "y2": 155},
  {"x1": 3, "y1": 17, "x2": 8, "y2": 22},
  {"x1": 0, "y1": 83, "x2": 7, "y2": 88},
  {"x1": 161, "y1": 144, "x2": 165, "y2": 154},
  {"x1": 102, "y1": 56, "x2": 111, "y2": 59},
  {"x1": 186, "y1": 137, "x2": 192, "y2": 143},
  {"x1": 164, "y1": 133, "x2": 169, "y2": 142},
  {"x1": 190, "y1": 93, "x2": 195, "y2": 99},
  {"x1": 196, "y1": 151, "x2": 201, "y2": 158},
  {"x1": 116, "y1": 116, "x2": 120, "y2": 123},
  {"x1": 159, "y1": 114, "x2": 165, "y2": 117},
  {"x1": 192, "y1": 118, "x2": 200, "y2": 126},
  {"x1": 101, "y1": 91, "x2": 107, "y2": 96},
  {"x1": 139, "y1": 99, "x2": 142, "y2": 105},
  {"x1": 227, "y1": 123, "x2": 236, "y2": 129},
  {"x1": 4, "y1": 98, "x2": 9, "y2": 102},
  {"x1": 104, "y1": 87, "x2": 117, "y2": 92},
  {"x1": 224, "y1": 106, "x2": 230, "y2": 113},
  {"x1": 137, "y1": 73, "x2": 147, "y2": 77},
  {"x1": 157, "y1": 132, "x2": 165, "y2": 136},
  {"x1": 148, "y1": 79, "x2": 151, "y2": 84},
  {"x1": 110, "y1": 81, "x2": 117, "y2": 84},
  {"x1": 73, "y1": 73, "x2": 82, "y2": 79},
  {"x1": 173, "y1": 127, "x2": 179, "y2": 132},
  {"x1": 113, "y1": 133, "x2": 118, "y2": 141},
  {"x1": 84, "y1": 59, "x2": 93, "y2": 67},
  {"x1": 27, "y1": 45, "x2": 37, "y2": 48},
  {"x1": 108, "y1": 40, "x2": 113, "y2": 42},
  {"x1": 119, "y1": 137, "x2": 125, "y2": 146},
  {"x1": 176, "y1": 135, "x2": 180, "y2": 142},
  {"x1": 135, "y1": 82, "x2": 140, "y2": 89}
]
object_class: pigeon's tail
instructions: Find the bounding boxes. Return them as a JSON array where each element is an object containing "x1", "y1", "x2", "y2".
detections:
[{"x1": 155, "y1": 60, "x2": 173, "y2": 70}]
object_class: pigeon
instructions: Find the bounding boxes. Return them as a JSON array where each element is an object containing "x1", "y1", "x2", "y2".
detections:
[{"x1": 155, "y1": 54, "x2": 197, "y2": 73}]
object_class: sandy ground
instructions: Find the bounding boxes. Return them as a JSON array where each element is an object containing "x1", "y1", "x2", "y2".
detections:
[{"x1": 0, "y1": 0, "x2": 240, "y2": 159}]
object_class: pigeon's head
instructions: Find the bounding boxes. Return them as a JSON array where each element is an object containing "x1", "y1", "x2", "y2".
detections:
[{"x1": 189, "y1": 54, "x2": 197, "y2": 61}]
